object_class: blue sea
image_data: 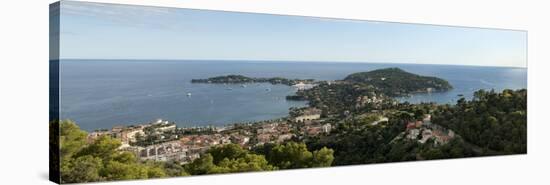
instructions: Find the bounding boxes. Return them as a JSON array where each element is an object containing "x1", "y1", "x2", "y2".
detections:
[{"x1": 59, "y1": 60, "x2": 527, "y2": 131}]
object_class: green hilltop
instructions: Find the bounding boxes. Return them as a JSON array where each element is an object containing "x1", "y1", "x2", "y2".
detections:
[{"x1": 344, "y1": 68, "x2": 453, "y2": 96}]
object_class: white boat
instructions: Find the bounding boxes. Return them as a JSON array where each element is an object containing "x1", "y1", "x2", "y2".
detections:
[{"x1": 187, "y1": 93, "x2": 192, "y2": 96}]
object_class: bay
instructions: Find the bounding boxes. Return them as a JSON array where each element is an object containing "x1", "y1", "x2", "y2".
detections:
[{"x1": 59, "y1": 60, "x2": 527, "y2": 131}]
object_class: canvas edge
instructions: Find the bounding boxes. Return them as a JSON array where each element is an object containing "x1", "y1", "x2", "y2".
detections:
[{"x1": 49, "y1": 1, "x2": 61, "y2": 184}]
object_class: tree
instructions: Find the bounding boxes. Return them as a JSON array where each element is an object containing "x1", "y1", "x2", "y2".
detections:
[
  {"x1": 185, "y1": 144, "x2": 274, "y2": 175},
  {"x1": 58, "y1": 120, "x2": 178, "y2": 183},
  {"x1": 163, "y1": 161, "x2": 190, "y2": 177},
  {"x1": 61, "y1": 155, "x2": 103, "y2": 183},
  {"x1": 59, "y1": 120, "x2": 92, "y2": 183},
  {"x1": 259, "y1": 142, "x2": 334, "y2": 169},
  {"x1": 75, "y1": 135, "x2": 122, "y2": 161},
  {"x1": 146, "y1": 166, "x2": 168, "y2": 178},
  {"x1": 432, "y1": 89, "x2": 527, "y2": 154},
  {"x1": 101, "y1": 161, "x2": 148, "y2": 180},
  {"x1": 59, "y1": 120, "x2": 87, "y2": 160},
  {"x1": 421, "y1": 148, "x2": 444, "y2": 159},
  {"x1": 311, "y1": 147, "x2": 334, "y2": 167},
  {"x1": 268, "y1": 142, "x2": 313, "y2": 169},
  {"x1": 208, "y1": 144, "x2": 248, "y2": 164},
  {"x1": 211, "y1": 153, "x2": 274, "y2": 173},
  {"x1": 185, "y1": 154, "x2": 215, "y2": 175}
]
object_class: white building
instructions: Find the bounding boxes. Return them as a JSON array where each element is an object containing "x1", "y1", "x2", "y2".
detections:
[
  {"x1": 321, "y1": 123, "x2": 332, "y2": 133},
  {"x1": 293, "y1": 82, "x2": 315, "y2": 90}
]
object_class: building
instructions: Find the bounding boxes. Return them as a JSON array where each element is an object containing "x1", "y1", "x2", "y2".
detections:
[
  {"x1": 415, "y1": 121, "x2": 423, "y2": 128},
  {"x1": 137, "y1": 141, "x2": 188, "y2": 162},
  {"x1": 256, "y1": 134, "x2": 272, "y2": 144},
  {"x1": 406, "y1": 129, "x2": 420, "y2": 140},
  {"x1": 277, "y1": 134, "x2": 294, "y2": 143},
  {"x1": 292, "y1": 82, "x2": 315, "y2": 90},
  {"x1": 156, "y1": 123, "x2": 176, "y2": 132},
  {"x1": 321, "y1": 123, "x2": 332, "y2": 133},
  {"x1": 370, "y1": 117, "x2": 389, "y2": 126},
  {"x1": 231, "y1": 135, "x2": 250, "y2": 146},
  {"x1": 419, "y1": 129, "x2": 433, "y2": 144},
  {"x1": 294, "y1": 108, "x2": 322, "y2": 122},
  {"x1": 406, "y1": 122, "x2": 416, "y2": 130},
  {"x1": 120, "y1": 127, "x2": 145, "y2": 144}
]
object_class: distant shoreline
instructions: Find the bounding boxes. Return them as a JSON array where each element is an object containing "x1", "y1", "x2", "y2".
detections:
[{"x1": 55, "y1": 59, "x2": 528, "y2": 69}]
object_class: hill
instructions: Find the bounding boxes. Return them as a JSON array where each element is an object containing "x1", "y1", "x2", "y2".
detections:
[
  {"x1": 344, "y1": 68, "x2": 452, "y2": 96},
  {"x1": 191, "y1": 75, "x2": 315, "y2": 86}
]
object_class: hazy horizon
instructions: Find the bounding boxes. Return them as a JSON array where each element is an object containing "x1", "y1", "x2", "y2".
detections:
[
  {"x1": 58, "y1": 1, "x2": 527, "y2": 68},
  {"x1": 57, "y1": 58, "x2": 527, "y2": 69}
]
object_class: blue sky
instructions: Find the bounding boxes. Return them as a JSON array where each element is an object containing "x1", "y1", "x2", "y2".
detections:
[{"x1": 59, "y1": 1, "x2": 527, "y2": 67}]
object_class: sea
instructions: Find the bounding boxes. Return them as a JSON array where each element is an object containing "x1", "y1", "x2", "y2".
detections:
[{"x1": 58, "y1": 60, "x2": 527, "y2": 131}]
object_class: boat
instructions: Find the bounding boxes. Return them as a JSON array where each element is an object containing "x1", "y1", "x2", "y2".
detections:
[
  {"x1": 241, "y1": 84, "x2": 247, "y2": 88},
  {"x1": 187, "y1": 93, "x2": 192, "y2": 96}
]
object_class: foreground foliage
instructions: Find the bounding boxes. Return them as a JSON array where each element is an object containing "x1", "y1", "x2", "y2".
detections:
[
  {"x1": 58, "y1": 121, "x2": 334, "y2": 183},
  {"x1": 59, "y1": 120, "x2": 171, "y2": 183}
]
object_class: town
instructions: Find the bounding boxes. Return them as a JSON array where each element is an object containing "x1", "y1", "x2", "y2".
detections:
[
  {"x1": 87, "y1": 102, "x2": 457, "y2": 165},
  {"x1": 87, "y1": 107, "x2": 332, "y2": 164}
]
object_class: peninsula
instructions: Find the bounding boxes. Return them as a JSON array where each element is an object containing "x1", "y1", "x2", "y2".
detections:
[
  {"x1": 343, "y1": 68, "x2": 453, "y2": 95},
  {"x1": 191, "y1": 75, "x2": 315, "y2": 86}
]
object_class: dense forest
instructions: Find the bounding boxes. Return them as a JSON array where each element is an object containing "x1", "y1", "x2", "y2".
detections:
[
  {"x1": 305, "y1": 89, "x2": 526, "y2": 164},
  {"x1": 432, "y1": 89, "x2": 527, "y2": 154}
]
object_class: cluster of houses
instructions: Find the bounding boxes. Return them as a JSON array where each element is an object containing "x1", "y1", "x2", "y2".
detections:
[
  {"x1": 355, "y1": 92, "x2": 385, "y2": 108},
  {"x1": 130, "y1": 132, "x2": 251, "y2": 163},
  {"x1": 302, "y1": 121, "x2": 332, "y2": 136},
  {"x1": 255, "y1": 108, "x2": 332, "y2": 144},
  {"x1": 288, "y1": 107, "x2": 332, "y2": 136},
  {"x1": 255, "y1": 122, "x2": 293, "y2": 144},
  {"x1": 133, "y1": 140, "x2": 193, "y2": 162},
  {"x1": 403, "y1": 114, "x2": 456, "y2": 146},
  {"x1": 86, "y1": 107, "x2": 331, "y2": 164}
]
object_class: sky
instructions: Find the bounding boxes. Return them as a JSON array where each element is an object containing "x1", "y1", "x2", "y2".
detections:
[{"x1": 58, "y1": 1, "x2": 527, "y2": 68}]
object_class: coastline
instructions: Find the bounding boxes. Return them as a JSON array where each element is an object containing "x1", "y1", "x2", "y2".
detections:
[{"x1": 60, "y1": 62, "x2": 526, "y2": 132}]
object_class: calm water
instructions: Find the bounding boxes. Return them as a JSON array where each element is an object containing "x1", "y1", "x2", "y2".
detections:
[{"x1": 59, "y1": 60, "x2": 527, "y2": 131}]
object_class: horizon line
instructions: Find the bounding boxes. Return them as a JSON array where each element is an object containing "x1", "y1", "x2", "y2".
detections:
[{"x1": 55, "y1": 58, "x2": 527, "y2": 69}]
